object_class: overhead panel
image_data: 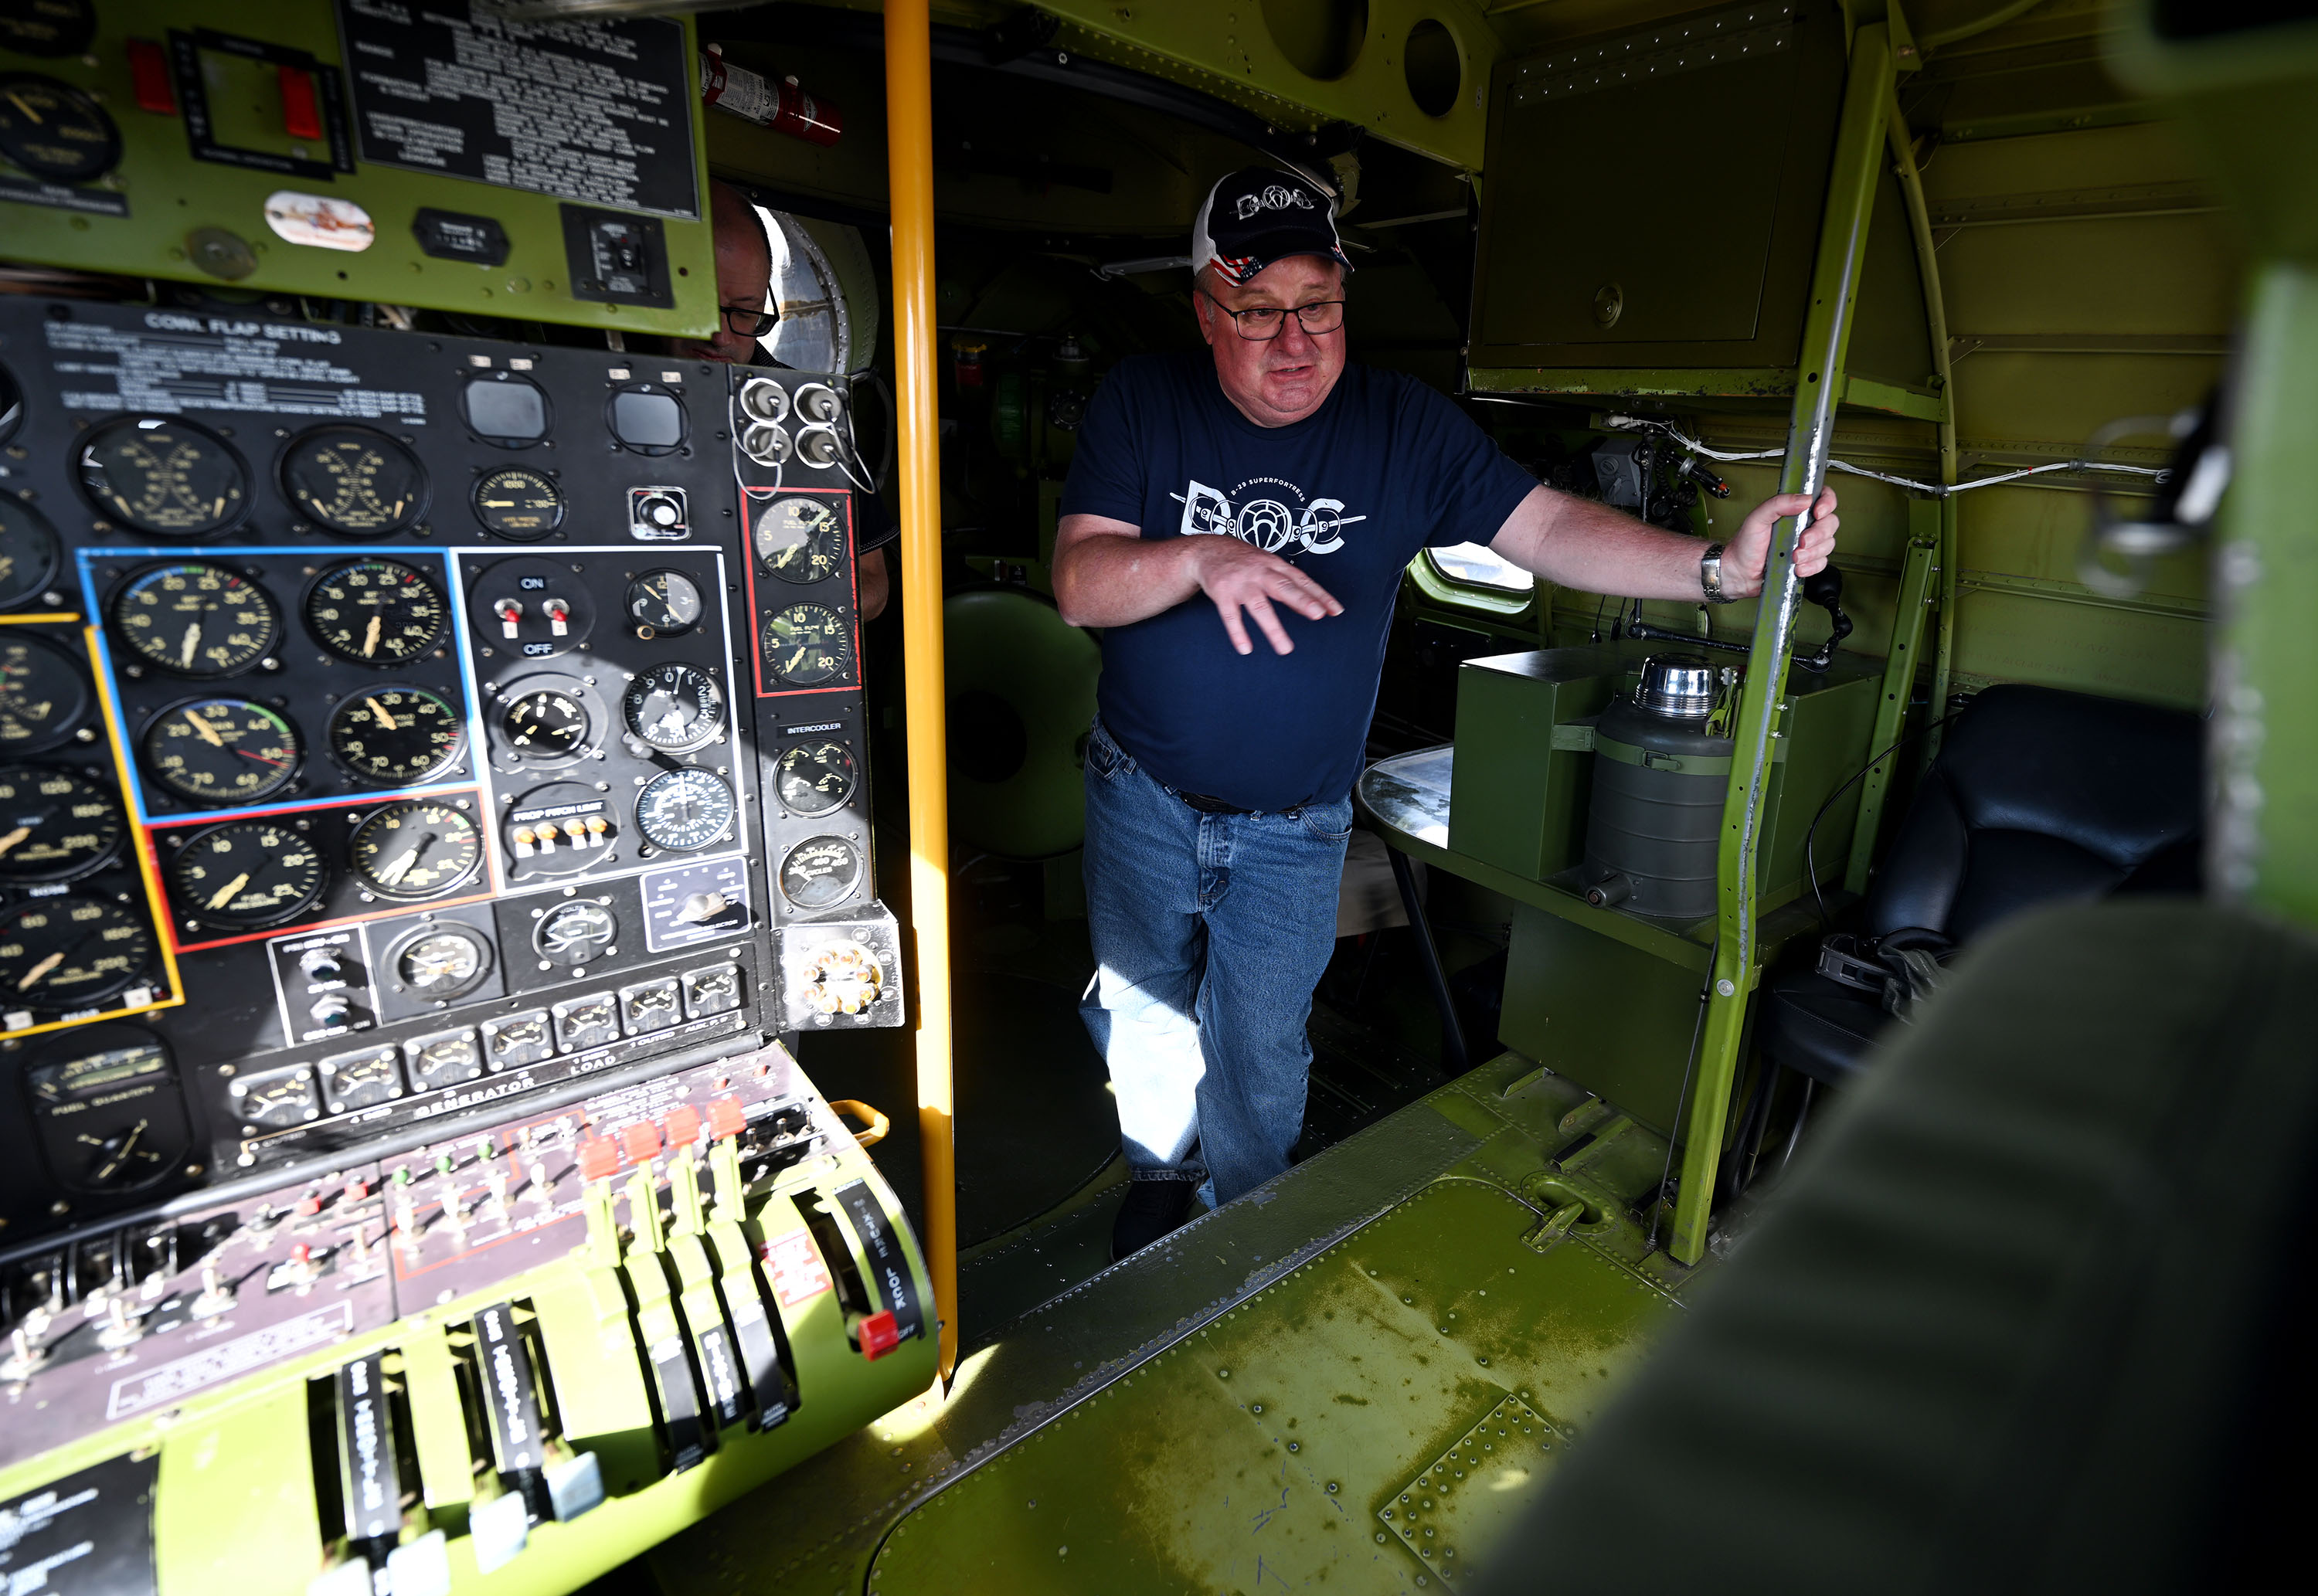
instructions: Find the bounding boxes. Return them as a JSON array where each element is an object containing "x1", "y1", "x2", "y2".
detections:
[
  {"x1": 1035, "y1": 0, "x2": 1501, "y2": 172},
  {"x1": 0, "y1": 0, "x2": 719, "y2": 337}
]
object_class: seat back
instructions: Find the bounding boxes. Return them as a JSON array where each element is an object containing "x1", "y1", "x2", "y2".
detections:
[{"x1": 1865, "y1": 684, "x2": 2203, "y2": 944}]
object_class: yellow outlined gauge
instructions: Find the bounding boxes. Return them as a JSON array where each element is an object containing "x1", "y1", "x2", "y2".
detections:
[{"x1": 0, "y1": 616, "x2": 186, "y2": 1040}]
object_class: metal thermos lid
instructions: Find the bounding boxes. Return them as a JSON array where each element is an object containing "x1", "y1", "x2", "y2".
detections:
[{"x1": 1635, "y1": 654, "x2": 1718, "y2": 718}]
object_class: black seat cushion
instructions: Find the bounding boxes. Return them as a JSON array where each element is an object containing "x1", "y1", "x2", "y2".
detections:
[
  {"x1": 1761, "y1": 959, "x2": 1890, "y2": 1085},
  {"x1": 1761, "y1": 684, "x2": 2202, "y2": 1080}
]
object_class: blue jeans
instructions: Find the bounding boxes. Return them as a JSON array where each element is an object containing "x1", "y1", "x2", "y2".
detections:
[{"x1": 1079, "y1": 719, "x2": 1353, "y2": 1208}]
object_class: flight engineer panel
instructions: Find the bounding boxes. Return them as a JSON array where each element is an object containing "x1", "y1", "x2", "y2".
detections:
[{"x1": 0, "y1": 295, "x2": 898, "y2": 1246}]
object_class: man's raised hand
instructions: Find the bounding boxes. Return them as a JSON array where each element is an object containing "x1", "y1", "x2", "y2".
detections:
[{"x1": 1189, "y1": 535, "x2": 1344, "y2": 656}]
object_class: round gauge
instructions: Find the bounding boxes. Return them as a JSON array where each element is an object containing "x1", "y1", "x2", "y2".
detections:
[
  {"x1": 77, "y1": 416, "x2": 250, "y2": 539},
  {"x1": 328, "y1": 687, "x2": 465, "y2": 785},
  {"x1": 754, "y1": 496, "x2": 845, "y2": 583},
  {"x1": 634, "y1": 768, "x2": 736, "y2": 852},
  {"x1": 110, "y1": 562, "x2": 278, "y2": 677},
  {"x1": 348, "y1": 800, "x2": 482, "y2": 899},
  {"x1": 305, "y1": 559, "x2": 448, "y2": 665},
  {"x1": 0, "y1": 895, "x2": 151, "y2": 1007},
  {"x1": 0, "y1": 494, "x2": 61, "y2": 610},
  {"x1": 471, "y1": 467, "x2": 565, "y2": 540},
  {"x1": 0, "y1": 766, "x2": 122, "y2": 883},
  {"x1": 0, "y1": 74, "x2": 119, "y2": 183},
  {"x1": 762, "y1": 603, "x2": 853, "y2": 688},
  {"x1": 170, "y1": 821, "x2": 326, "y2": 928},
  {"x1": 625, "y1": 569, "x2": 703, "y2": 637},
  {"x1": 776, "y1": 741, "x2": 858, "y2": 819},
  {"x1": 779, "y1": 835, "x2": 863, "y2": 910},
  {"x1": 623, "y1": 663, "x2": 724, "y2": 754},
  {"x1": 280, "y1": 426, "x2": 428, "y2": 537},
  {"x1": 391, "y1": 923, "x2": 492, "y2": 1000},
  {"x1": 0, "y1": 633, "x2": 90, "y2": 752},
  {"x1": 498, "y1": 687, "x2": 591, "y2": 761},
  {"x1": 534, "y1": 898, "x2": 616, "y2": 966},
  {"x1": 141, "y1": 698, "x2": 301, "y2": 806}
]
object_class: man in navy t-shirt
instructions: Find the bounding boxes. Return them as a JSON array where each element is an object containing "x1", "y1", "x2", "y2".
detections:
[{"x1": 1059, "y1": 168, "x2": 1838, "y2": 1258}]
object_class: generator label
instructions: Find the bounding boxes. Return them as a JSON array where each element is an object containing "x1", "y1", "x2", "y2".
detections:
[
  {"x1": 0, "y1": 1452, "x2": 158, "y2": 1596},
  {"x1": 338, "y1": 0, "x2": 701, "y2": 219},
  {"x1": 0, "y1": 175, "x2": 128, "y2": 218},
  {"x1": 105, "y1": 1302, "x2": 355, "y2": 1419}
]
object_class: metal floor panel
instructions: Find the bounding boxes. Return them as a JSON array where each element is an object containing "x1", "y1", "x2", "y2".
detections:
[
  {"x1": 862, "y1": 1180, "x2": 1681, "y2": 1594},
  {"x1": 647, "y1": 1055, "x2": 1681, "y2": 1596}
]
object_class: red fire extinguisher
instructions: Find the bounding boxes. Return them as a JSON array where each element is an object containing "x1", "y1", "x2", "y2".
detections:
[{"x1": 701, "y1": 46, "x2": 843, "y2": 148}]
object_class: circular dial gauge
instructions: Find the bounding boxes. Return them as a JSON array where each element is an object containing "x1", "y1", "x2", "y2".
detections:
[
  {"x1": 110, "y1": 562, "x2": 278, "y2": 677},
  {"x1": 0, "y1": 766, "x2": 122, "y2": 883},
  {"x1": 77, "y1": 416, "x2": 249, "y2": 538},
  {"x1": 348, "y1": 800, "x2": 481, "y2": 899},
  {"x1": 328, "y1": 687, "x2": 464, "y2": 785},
  {"x1": 471, "y1": 467, "x2": 564, "y2": 540},
  {"x1": 498, "y1": 688, "x2": 590, "y2": 760},
  {"x1": 0, "y1": 73, "x2": 119, "y2": 183},
  {"x1": 280, "y1": 426, "x2": 428, "y2": 537},
  {"x1": 753, "y1": 496, "x2": 845, "y2": 583},
  {"x1": 779, "y1": 836, "x2": 863, "y2": 910},
  {"x1": 622, "y1": 663, "x2": 724, "y2": 754},
  {"x1": 394, "y1": 925, "x2": 491, "y2": 999},
  {"x1": 171, "y1": 821, "x2": 325, "y2": 928},
  {"x1": 0, "y1": 634, "x2": 90, "y2": 752},
  {"x1": 0, "y1": 494, "x2": 61, "y2": 610},
  {"x1": 776, "y1": 741, "x2": 858, "y2": 818},
  {"x1": 634, "y1": 768, "x2": 736, "y2": 852},
  {"x1": 625, "y1": 569, "x2": 702, "y2": 637},
  {"x1": 306, "y1": 559, "x2": 448, "y2": 665},
  {"x1": 141, "y1": 698, "x2": 301, "y2": 806},
  {"x1": 0, "y1": 895, "x2": 151, "y2": 1007},
  {"x1": 535, "y1": 899, "x2": 616, "y2": 966},
  {"x1": 762, "y1": 603, "x2": 852, "y2": 688}
]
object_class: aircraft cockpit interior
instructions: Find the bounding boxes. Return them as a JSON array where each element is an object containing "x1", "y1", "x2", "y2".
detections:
[{"x1": 0, "y1": 2, "x2": 2309, "y2": 1592}]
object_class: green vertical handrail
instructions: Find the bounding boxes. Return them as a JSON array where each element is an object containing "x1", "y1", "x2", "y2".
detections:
[
  {"x1": 1845, "y1": 93, "x2": 1956, "y2": 888},
  {"x1": 1669, "y1": 22, "x2": 1897, "y2": 1265}
]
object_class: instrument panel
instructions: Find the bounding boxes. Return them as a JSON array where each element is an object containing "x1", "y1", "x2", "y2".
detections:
[{"x1": 0, "y1": 294, "x2": 896, "y2": 1248}]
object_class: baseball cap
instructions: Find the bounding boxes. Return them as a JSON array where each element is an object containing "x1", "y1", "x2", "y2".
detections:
[{"x1": 1191, "y1": 167, "x2": 1352, "y2": 287}]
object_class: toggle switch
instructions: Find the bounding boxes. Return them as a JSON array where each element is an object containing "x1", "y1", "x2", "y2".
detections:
[
  {"x1": 544, "y1": 598, "x2": 570, "y2": 637},
  {"x1": 496, "y1": 598, "x2": 524, "y2": 639},
  {"x1": 128, "y1": 39, "x2": 177, "y2": 115},
  {"x1": 278, "y1": 63, "x2": 325, "y2": 141},
  {"x1": 663, "y1": 1104, "x2": 702, "y2": 1148}
]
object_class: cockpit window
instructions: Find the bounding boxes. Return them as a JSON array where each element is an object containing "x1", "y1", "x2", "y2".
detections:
[
  {"x1": 1425, "y1": 541, "x2": 1534, "y2": 593},
  {"x1": 754, "y1": 205, "x2": 854, "y2": 375}
]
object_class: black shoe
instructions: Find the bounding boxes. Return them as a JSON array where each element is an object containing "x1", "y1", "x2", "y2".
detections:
[{"x1": 1110, "y1": 1180, "x2": 1195, "y2": 1262}]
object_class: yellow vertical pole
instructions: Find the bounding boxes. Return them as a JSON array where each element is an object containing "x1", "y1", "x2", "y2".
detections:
[{"x1": 884, "y1": 0, "x2": 957, "y2": 1383}]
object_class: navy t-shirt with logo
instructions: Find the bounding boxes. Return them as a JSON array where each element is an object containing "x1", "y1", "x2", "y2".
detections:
[{"x1": 1060, "y1": 351, "x2": 1538, "y2": 812}]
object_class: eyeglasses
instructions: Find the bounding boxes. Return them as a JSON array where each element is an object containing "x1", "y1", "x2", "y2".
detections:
[
  {"x1": 720, "y1": 302, "x2": 780, "y2": 338},
  {"x1": 1198, "y1": 290, "x2": 1347, "y2": 341}
]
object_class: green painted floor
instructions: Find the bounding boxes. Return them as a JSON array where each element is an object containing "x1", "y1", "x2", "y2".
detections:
[{"x1": 649, "y1": 1054, "x2": 1708, "y2": 1596}]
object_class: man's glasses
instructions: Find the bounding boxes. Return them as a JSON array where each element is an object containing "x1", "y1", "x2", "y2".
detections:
[
  {"x1": 720, "y1": 302, "x2": 780, "y2": 338},
  {"x1": 1199, "y1": 290, "x2": 1347, "y2": 341}
]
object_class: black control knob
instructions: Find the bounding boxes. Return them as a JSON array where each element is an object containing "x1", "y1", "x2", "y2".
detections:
[
  {"x1": 311, "y1": 994, "x2": 354, "y2": 1029},
  {"x1": 301, "y1": 949, "x2": 345, "y2": 982}
]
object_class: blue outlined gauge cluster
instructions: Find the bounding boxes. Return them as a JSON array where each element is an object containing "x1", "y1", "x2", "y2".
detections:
[{"x1": 77, "y1": 545, "x2": 486, "y2": 828}]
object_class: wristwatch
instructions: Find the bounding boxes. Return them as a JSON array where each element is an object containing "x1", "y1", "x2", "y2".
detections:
[{"x1": 1699, "y1": 542, "x2": 1737, "y2": 604}]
